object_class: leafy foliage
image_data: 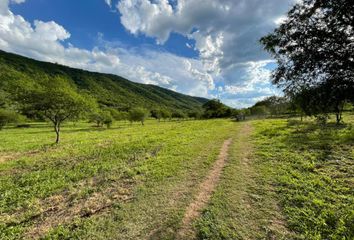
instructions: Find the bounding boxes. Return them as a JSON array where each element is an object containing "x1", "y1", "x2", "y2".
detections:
[
  {"x1": 260, "y1": 0, "x2": 354, "y2": 123},
  {"x1": 12, "y1": 76, "x2": 96, "y2": 143},
  {"x1": 202, "y1": 99, "x2": 232, "y2": 118},
  {"x1": 128, "y1": 107, "x2": 149, "y2": 125},
  {"x1": 0, "y1": 109, "x2": 22, "y2": 130}
]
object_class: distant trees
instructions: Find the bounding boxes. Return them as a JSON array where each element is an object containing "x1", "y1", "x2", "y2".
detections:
[
  {"x1": 14, "y1": 76, "x2": 96, "y2": 143},
  {"x1": 260, "y1": 0, "x2": 354, "y2": 124},
  {"x1": 202, "y1": 99, "x2": 232, "y2": 118},
  {"x1": 253, "y1": 96, "x2": 289, "y2": 116},
  {"x1": 172, "y1": 111, "x2": 187, "y2": 120},
  {"x1": 128, "y1": 107, "x2": 149, "y2": 125},
  {"x1": 187, "y1": 111, "x2": 202, "y2": 120}
]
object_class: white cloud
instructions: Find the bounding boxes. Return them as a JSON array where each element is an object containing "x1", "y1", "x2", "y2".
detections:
[
  {"x1": 116, "y1": 0, "x2": 297, "y2": 107},
  {"x1": 0, "y1": 0, "x2": 297, "y2": 108},
  {"x1": 0, "y1": 1, "x2": 214, "y2": 98},
  {"x1": 104, "y1": 0, "x2": 112, "y2": 7},
  {"x1": 117, "y1": 0, "x2": 295, "y2": 71}
]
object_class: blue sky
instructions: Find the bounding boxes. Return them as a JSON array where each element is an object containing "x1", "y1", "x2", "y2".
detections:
[{"x1": 0, "y1": 0, "x2": 296, "y2": 107}]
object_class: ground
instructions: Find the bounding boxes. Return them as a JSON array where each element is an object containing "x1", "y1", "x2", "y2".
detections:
[{"x1": 0, "y1": 115, "x2": 353, "y2": 239}]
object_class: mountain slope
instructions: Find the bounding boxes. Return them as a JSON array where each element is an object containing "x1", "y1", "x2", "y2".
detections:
[{"x1": 0, "y1": 50, "x2": 208, "y2": 112}]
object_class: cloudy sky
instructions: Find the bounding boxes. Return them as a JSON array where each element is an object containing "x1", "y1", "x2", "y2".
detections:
[{"x1": 0, "y1": 0, "x2": 296, "y2": 107}]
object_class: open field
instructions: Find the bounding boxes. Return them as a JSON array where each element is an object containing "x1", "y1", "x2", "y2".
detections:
[{"x1": 1, "y1": 116, "x2": 353, "y2": 239}]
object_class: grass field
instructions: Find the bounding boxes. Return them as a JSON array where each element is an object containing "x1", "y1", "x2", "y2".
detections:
[{"x1": 1, "y1": 116, "x2": 353, "y2": 239}]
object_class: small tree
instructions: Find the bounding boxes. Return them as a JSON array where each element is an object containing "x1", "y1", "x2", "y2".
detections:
[
  {"x1": 17, "y1": 77, "x2": 96, "y2": 143},
  {"x1": 0, "y1": 109, "x2": 21, "y2": 130},
  {"x1": 89, "y1": 110, "x2": 113, "y2": 128},
  {"x1": 151, "y1": 109, "x2": 162, "y2": 122},
  {"x1": 128, "y1": 107, "x2": 149, "y2": 125},
  {"x1": 109, "y1": 109, "x2": 129, "y2": 122},
  {"x1": 160, "y1": 109, "x2": 172, "y2": 121}
]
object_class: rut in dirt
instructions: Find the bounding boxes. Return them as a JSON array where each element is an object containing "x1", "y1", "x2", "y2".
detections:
[{"x1": 176, "y1": 137, "x2": 233, "y2": 239}]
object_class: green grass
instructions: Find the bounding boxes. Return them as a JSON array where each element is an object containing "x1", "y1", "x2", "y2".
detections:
[
  {"x1": 1, "y1": 115, "x2": 353, "y2": 239},
  {"x1": 196, "y1": 114, "x2": 354, "y2": 240},
  {"x1": 0, "y1": 119, "x2": 238, "y2": 239}
]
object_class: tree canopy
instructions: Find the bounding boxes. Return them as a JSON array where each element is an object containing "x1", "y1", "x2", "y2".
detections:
[
  {"x1": 14, "y1": 76, "x2": 96, "y2": 143},
  {"x1": 260, "y1": 0, "x2": 354, "y2": 123}
]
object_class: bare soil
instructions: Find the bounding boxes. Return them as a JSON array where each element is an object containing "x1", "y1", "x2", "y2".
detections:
[{"x1": 176, "y1": 138, "x2": 233, "y2": 239}]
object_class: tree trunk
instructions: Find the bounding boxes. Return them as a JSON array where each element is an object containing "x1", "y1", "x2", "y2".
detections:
[
  {"x1": 336, "y1": 112, "x2": 342, "y2": 125},
  {"x1": 54, "y1": 123, "x2": 60, "y2": 144},
  {"x1": 335, "y1": 102, "x2": 343, "y2": 125}
]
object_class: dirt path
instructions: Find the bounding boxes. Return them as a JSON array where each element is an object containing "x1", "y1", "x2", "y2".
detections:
[{"x1": 176, "y1": 138, "x2": 233, "y2": 239}]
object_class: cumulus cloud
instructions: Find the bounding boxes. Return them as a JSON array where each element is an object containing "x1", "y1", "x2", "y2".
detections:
[
  {"x1": 0, "y1": 0, "x2": 214, "y2": 98},
  {"x1": 117, "y1": 0, "x2": 295, "y2": 71},
  {"x1": 0, "y1": 0, "x2": 297, "y2": 108},
  {"x1": 117, "y1": 0, "x2": 296, "y2": 106}
]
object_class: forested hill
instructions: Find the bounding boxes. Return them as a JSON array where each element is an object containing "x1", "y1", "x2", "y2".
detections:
[{"x1": 0, "y1": 50, "x2": 208, "y2": 112}]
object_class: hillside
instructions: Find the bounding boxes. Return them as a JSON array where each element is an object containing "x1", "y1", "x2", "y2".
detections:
[{"x1": 0, "y1": 50, "x2": 208, "y2": 112}]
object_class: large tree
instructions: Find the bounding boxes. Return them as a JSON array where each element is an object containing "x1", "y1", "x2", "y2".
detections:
[
  {"x1": 260, "y1": 0, "x2": 354, "y2": 123},
  {"x1": 16, "y1": 76, "x2": 96, "y2": 143}
]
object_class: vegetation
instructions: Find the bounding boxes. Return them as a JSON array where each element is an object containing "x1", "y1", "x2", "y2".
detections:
[
  {"x1": 0, "y1": 50, "x2": 207, "y2": 114},
  {"x1": 89, "y1": 110, "x2": 114, "y2": 128},
  {"x1": 0, "y1": 119, "x2": 238, "y2": 239},
  {"x1": 260, "y1": 0, "x2": 354, "y2": 123},
  {"x1": 196, "y1": 115, "x2": 354, "y2": 239},
  {"x1": 128, "y1": 107, "x2": 149, "y2": 125},
  {"x1": 202, "y1": 99, "x2": 232, "y2": 119},
  {"x1": 0, "y1": 109, "x2": 23, "y2": 130}
]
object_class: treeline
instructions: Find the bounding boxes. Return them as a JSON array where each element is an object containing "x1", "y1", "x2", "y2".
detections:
[{"x1": 0, "y1": 75, "x2": 232, "y2": 143}]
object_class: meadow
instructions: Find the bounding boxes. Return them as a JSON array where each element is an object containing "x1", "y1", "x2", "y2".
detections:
[{"x1": 0, "y1": 116, "x2": 353, "y2": 239}]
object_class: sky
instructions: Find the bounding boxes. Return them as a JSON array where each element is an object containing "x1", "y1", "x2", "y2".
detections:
[{"x1": 0, "y1": 0, "x2": 296, "y2": 108}]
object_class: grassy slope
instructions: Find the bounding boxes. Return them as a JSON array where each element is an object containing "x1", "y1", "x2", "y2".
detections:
[
  {"x1": 0, "y1": 119, "x2": 238, "y2": 239},
  {"x1": 0, "y1": 50, "x2": 207, "y2": 112},
  {"x1": 196, "y1": 115, "x2": 354, "y2": 239}
]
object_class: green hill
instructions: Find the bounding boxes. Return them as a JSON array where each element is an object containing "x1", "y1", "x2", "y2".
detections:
[{"x1": 0, "y1": 50, "x2": 208, "y2": 112}]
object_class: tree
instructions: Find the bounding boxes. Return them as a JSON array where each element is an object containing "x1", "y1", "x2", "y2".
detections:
[
  {"x1": 16, "y1": 76, "x2": 96, "y2": 143},
  {"x1": 89, "y1": 110, "x2": 113, "y2": 128},
  {"x1": 254, "y1": 96, "x2": 290, "y2": 116},
  {"x1": 0, "y1": 109, "x2": 22, "y2": 130},
  {"x1": 250, "y1": 105, "x2": 270, "y2": 117},
  {"x1": 202, "y1": 99, "x2": 231, "y2": 118},
  {"x1": 128, "y1": 107, "x2": 149, "y2": 125},
  {"x1": 187, "y1": 111, "x2": 201, "y2": 120},
  {"x1": 172, "y1": 111, "x2": 187, "y2": 120},
  {"x1": 160, "y1": 109, "x2": 172, "y2": 121},
  {"x1": 151, "y1": 109, "x2": 162, "y2": 122},
  {"x1": 260, "y1": 0, "x2": 354, "y2": 123},
  {"x1": 109, "y1": 109, "x2": 129, "y2": 122}
]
